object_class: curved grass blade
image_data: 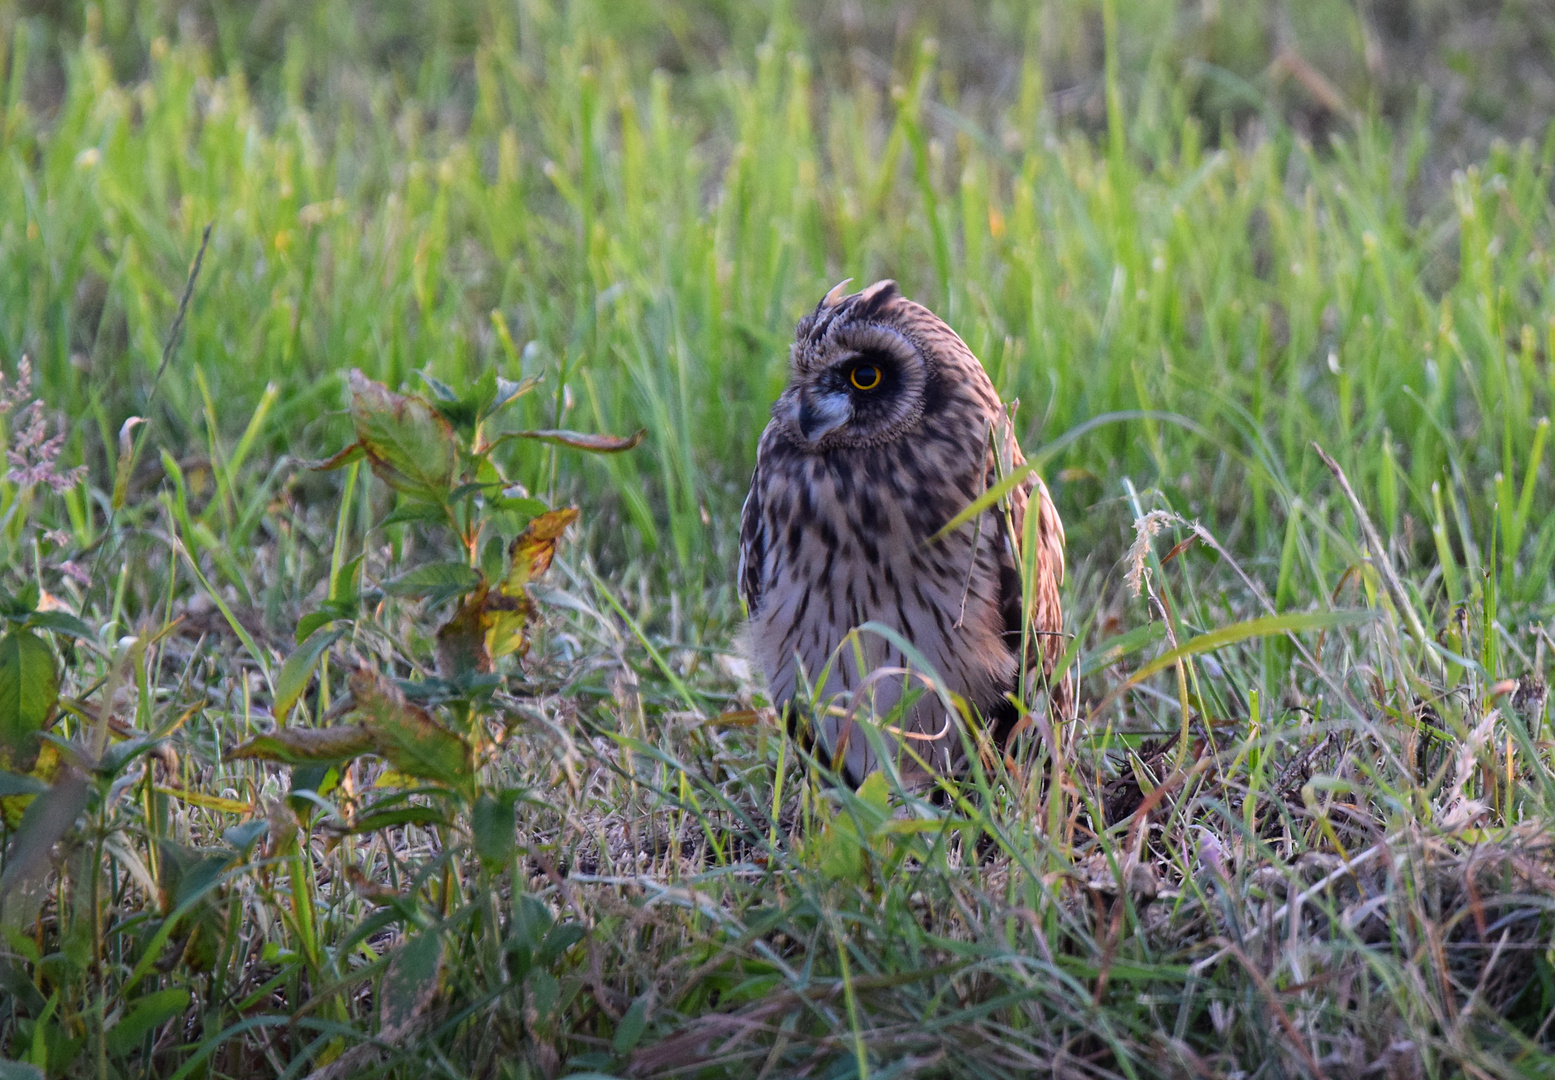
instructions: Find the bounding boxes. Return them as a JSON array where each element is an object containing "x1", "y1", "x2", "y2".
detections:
[
  {"x1": 929, "y1": 411, "x2": 1215, "y2": 544},
  {"x1": 1091, "y1": 610, "x2": 1377, "y2": 718}
]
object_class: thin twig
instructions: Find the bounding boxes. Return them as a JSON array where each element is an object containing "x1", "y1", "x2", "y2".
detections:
[
  {"x1": 91, "y1": 224, "x2": 215, "y2": 594},
  {"x1": 150, "y1": 222, "x2": 214, "y2": 400}
]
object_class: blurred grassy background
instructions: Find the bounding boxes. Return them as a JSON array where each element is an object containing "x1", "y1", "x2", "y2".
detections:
[
  {"x1": 5, "y1": 0, "x2": 1555, "y2": 618},
  {"x1": 9, "y1": 4, "x2": 1555, "y2": 1075}
]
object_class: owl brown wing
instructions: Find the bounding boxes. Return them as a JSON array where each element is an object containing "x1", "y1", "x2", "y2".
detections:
[{"x1": 995, "y1": 447, "x2": 1069, "y2": 723}]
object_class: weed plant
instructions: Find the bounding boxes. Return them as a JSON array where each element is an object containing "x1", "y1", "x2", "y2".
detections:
[{"x1": 1, "y1": 1, "x2": 1555, "y2": 1077}]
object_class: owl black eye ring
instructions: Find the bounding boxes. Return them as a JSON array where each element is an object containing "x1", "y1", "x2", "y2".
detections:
[{"x1": 849, "y1": 364, "x2": 882, "y2": 391}]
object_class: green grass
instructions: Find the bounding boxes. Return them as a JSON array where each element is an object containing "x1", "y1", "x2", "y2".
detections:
[{"x1": 3, "y1": 0, "x2": 1555, "y2": 1076}]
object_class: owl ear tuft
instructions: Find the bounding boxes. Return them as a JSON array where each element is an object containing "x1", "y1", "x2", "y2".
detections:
[
  {"x1": 855, "y1": 279, "x2": 900, "y2": 315},
  {"x1": 820, "y1": 278, "x2": 854, "y2": 309}
]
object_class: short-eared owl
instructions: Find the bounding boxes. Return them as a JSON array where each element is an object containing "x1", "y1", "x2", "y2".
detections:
[{"x1": 739, "y1": 280, "x2": 1067, "y2": 786}]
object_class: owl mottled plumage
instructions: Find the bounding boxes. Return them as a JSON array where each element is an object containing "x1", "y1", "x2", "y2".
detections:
[{"x1": 739, "y1": 280, "x2": 1067, "y2": 786}]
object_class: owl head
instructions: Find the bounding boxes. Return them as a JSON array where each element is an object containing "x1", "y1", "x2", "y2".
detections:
[{"x1": 774, "y1": 279, "x2": 994, "y2": 451}]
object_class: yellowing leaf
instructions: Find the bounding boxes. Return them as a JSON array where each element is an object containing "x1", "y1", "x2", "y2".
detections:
[
  {"x1": 348, "y1": 370, "x2": 458, "y2": 500},
  {"x1": 350, "y1": 669, "x2": 473, "y2": 799},
  {"x1": 0, "y1": 767, "x2": 88, "y2": 897},
  {"x1": 0, "y1": 630, "x2": 57, "y2": 775},
  {"x1": 380, "y1": 930, "x2": 443, "y2": 1040},
  {"x1": 488, "y1": 428, "x2": 646, "y2": 454},
  {"x1": 485, "y1": 598, "x2": 537, "y2": 663},
  {"x1": 424, "y1": 508, "x2": 578, "y2": 674},
  {"x1": 0, "y1": 740, "x2": 60, "y2": 829},
  {"x1": 706, "y1": 709, "x2": 769, "y2": 728},
  {"x1": 503, "y1": 507, "x2": 579, "y2": 592},
  {"x1": 228, "y1": 725, "x2": 375, "y2": 764},
  {"x1": 435, "y1": 587, "x2": 494, "y2": 677},
  {"x1": 153, "y1": 786, "x2": 254, "y2": 815},
  {"x1": 479, "y1": 506, "x2": 578, "y2": 663},
  {"x1": 809, "y1": 773, "x2": 894, "y2": 885},
  {"x1": 307, "y1": 442, "x2": 366, "y2": 472}
]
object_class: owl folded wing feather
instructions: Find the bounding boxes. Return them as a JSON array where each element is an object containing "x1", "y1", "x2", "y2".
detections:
[
  {"x1": 737, "y1": 466, "x2": 764, "y2": 616},
  {"x1": 994, "y1": 443, "x2": 1069, "y2": 718}
]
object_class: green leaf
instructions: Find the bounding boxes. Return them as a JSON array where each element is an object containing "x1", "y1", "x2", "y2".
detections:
[
  {"x1": 159, "y1": 844, "x2": 231, "y2": 909},
  {"x1": 471, "y1": 791, "x2": 520, "y2": 871},
  {"x1": 380, "y1": 930, "x2": 443, "y2": 1037},
  {"x1": 24, "y1": 612, "x2": 94, "y2": 641},
  {"x1": 0, "y1": 631, "x2": 57, "y2": 774},
  {"x1": 294, "y1": 611, "x2": 341, "y2": 644},
  {"x1": 0, "y1": 770, "x2": 48, "y2": 796},
  {"x1": 813, "y1": 772, "x2": 893, "y2": 884},
  {"x1": 94, "y1": 738, "x2": 163, "y2": 782},
  {"x1": 289, "y1": 764, "x2": 341, "y2": 808},
  {"x1": 448, "y1": 480, "x2": 505, "y2": 502},
  {"x1": 538, "y1": 922, "x2": 585, "y2": 965},
  {"x1": 379, "y1": 501, "x2": 449, "y2": 529},
  {"x1": 228, "y1": 725, "x2": 374, "y2": 765},
  {"x1": 0, "y1": 769, "x2": 87, "y2": 900},
  {"x1": 417, "y1": 371, "x2": 459, "y2": 403},
  {"x1": 8, "y1": 584, "x2": 38, "y2": 617},
  {"x1": 612, "y1": 995, "x2": 649, "y2": 1055},
  {"x1": 272, "y1": 627, "x2": 344, "y2": 725},
  {"x1": 489, "y1": 495, "x2": 546, "y2": 517},
  {"x1": 336, "y1": 806, "x2": 451, "y2": 834},
  {"x1": 329, "y1": 553, "x2": 364, "y2": 604},
  {"x1": 512, "y1": 894, "x2": 554, "y2": 952},
  {"x1": 424, "y1": 367, "x2": 529, "y2": 433},
  {"x1": 383, "y1": 562, "x2": 484, "y2": 605},
  {"x1": 121, "y1": 846, "x2": 245, "y2": 989},
  {"x1": 856, "y1": 770, "x2": 892, "y2": 816},
  {"x1": 0, "y1": 957, "x2": 46, "y2": 1016},
  {"x1": 481, "y1": 535, "x2": 505, "y2": 583},
  {"x1": 222, "y1": 819, "x2": 269, "y2": 854},
  {"x1": 348, "y1": 370, "x2": 459, "y2": 501},
  {"x1": 528, "y1": 969, "x2": 559, "y2": 1018},
  {"x1": 485, "y1": 375, "x2": 539, "y2": 419}
]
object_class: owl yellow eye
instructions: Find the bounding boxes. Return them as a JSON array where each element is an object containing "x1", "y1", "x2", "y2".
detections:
[{"x1": 849, "y1": 364, "x2": 882, "y2": 391}]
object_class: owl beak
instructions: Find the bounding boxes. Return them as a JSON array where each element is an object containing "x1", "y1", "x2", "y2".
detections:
[{"x1": 797, "y1": 390, "x2": 851, "y2": 443}]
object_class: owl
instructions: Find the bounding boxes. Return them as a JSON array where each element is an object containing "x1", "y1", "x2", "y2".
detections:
[{"x1": 739, "y1": 279, "x2": 1068, "y2": 787}]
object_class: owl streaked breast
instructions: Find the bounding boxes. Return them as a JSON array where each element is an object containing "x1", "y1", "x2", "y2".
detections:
[{"x1": 738, "y1": 279, "x2": 1067, "y2": 787}]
